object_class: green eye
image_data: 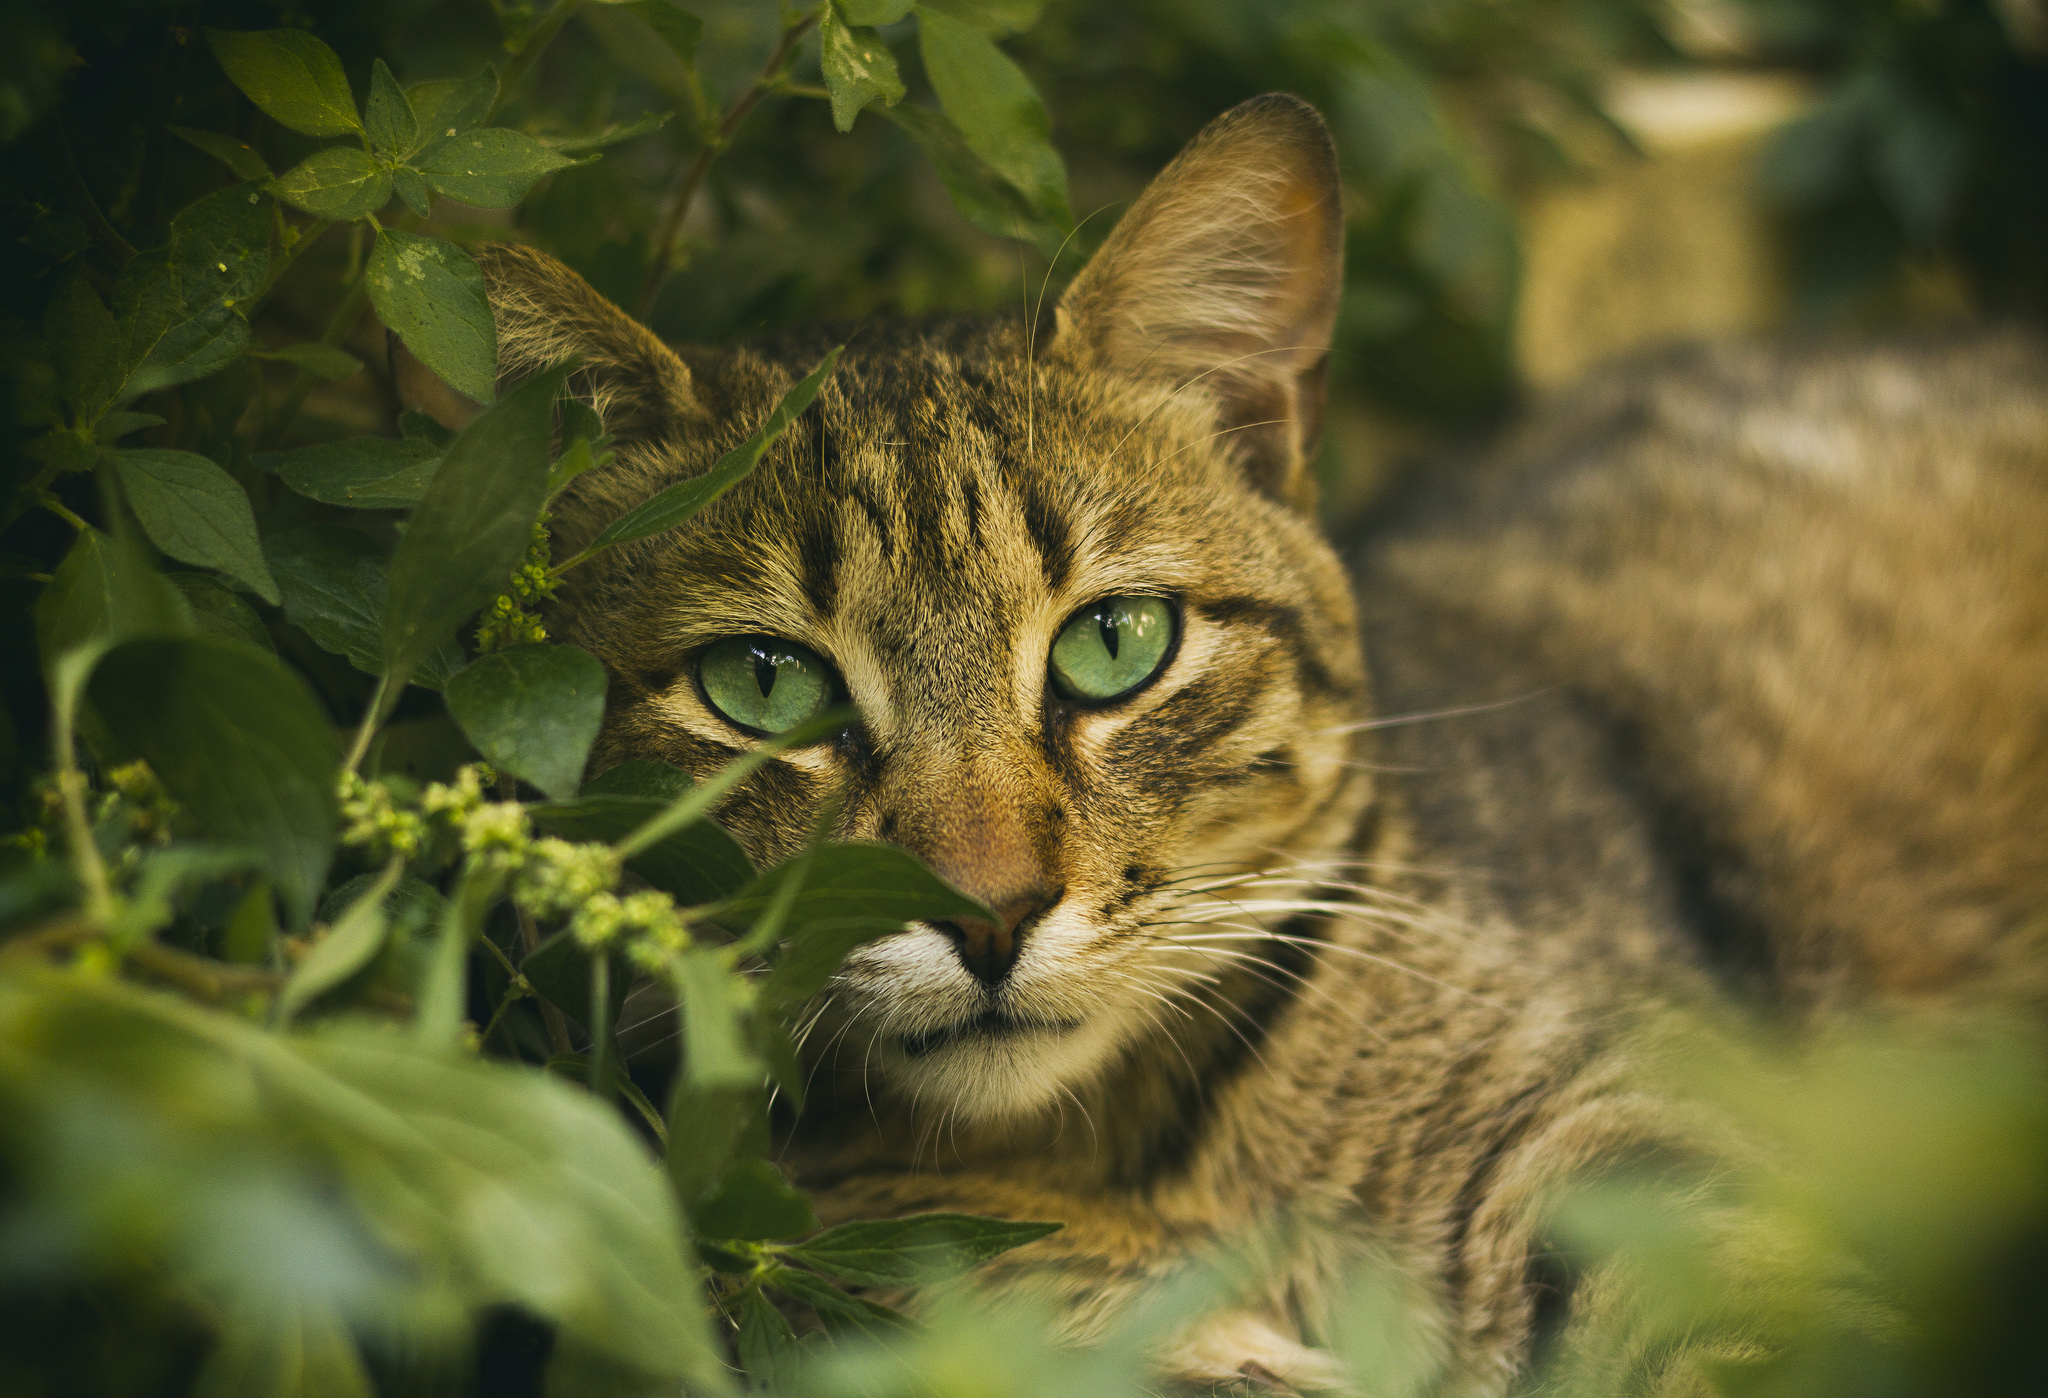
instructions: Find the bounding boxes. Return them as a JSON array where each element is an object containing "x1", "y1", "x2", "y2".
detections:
[
  {"x1": 698, "y1": 636, "x2": 837, "y2": 735},
  {"x1": 1049, "y1": 596, "x2": 1177, "y2": 703}
]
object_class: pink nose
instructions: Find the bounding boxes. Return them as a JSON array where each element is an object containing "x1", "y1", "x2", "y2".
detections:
[{"x1": 933, "y1": 886, "x2": 1061, "y2": 988}]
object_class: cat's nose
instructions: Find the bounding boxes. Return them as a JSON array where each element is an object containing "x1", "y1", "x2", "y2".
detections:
[{"x1": 933, "y1": 886, "x2": 1061, "y2": 989}]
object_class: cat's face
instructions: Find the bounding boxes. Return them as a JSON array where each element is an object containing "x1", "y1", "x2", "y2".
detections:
[{"x1": 451, "y1": 97, "x2": 1367, "y2": 1123}]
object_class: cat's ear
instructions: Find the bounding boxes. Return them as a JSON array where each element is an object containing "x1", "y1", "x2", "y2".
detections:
[
  {"x1": 390, "y1": 243, "x2": 701, "y2": 438},
  {"x1": 1050, "y1": 94, "x2": 1343, "y2": 510}
]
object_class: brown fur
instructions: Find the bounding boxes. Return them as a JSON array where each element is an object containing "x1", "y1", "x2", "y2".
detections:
[{"x1": 412, "y1": 94, "x2": 2048, "y2": 1395}]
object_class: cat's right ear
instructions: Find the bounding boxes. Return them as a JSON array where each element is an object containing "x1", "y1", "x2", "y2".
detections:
[
  {"x1": 1050, "y1": 94, "x2": 1343, "y2": 511},
  {"x1": 390, "y1": 243, "x2": 701, "y2": 439}
]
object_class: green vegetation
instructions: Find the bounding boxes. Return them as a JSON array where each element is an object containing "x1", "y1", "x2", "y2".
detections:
[{"x1": 0, "y1": 2, "x2": 2043, "y2": 1395}]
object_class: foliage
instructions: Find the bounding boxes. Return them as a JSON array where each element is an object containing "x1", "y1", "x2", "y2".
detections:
[{"x1": 0, "y1": 2, "x2": 2044, "y2": 1396}]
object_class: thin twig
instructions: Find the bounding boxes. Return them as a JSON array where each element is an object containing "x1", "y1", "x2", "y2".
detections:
[
  {"x1": 43, "y1": 120, "x2": 136, "y2": 268},
  {"x1": 634, "y1": 9, "x2": 821, "y2": 318}
]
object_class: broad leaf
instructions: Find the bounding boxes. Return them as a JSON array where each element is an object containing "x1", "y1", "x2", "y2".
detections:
[
  {"x1": 821, "y1": 10, "x2": 905, "y2": 133},
  {"x1": 763, "y1": 1266, "x2": 910, "y2": 1334},
  {"x1": 544, "y1": 110, "x2": 674, "y2": 153},
  {"x1": 252, "y1": 344, "x2": 363, "y2": 380},
  {"x1": 884, "y1": 104, "x2": 1059, "y2": 247},
  {"x1": 380, "y1": 367, "x2": 565, "y2": 692},
  {"x1": 258, "y1": 437, "x2": 440, "y2": 509},
  {"x1": 34, "y1": 526, "x2": 192, "y2": 747},
  {"x1": 914, "y1": 6, "x2": 1070, "y2": 224},
  {"x1": 89, "y1": 637, "x2": 339, "y2": 927},
  {"x1": 364, "y1": 58, "x2": 419, "y2": 156},
  {"x1": 45, "y1": 273, "x2": 123, "y2": 423},
  {"x1": 264, "y1": 524, "x2": 462, "y2": 688},
  {"x1": 916, "y1": 0, "x2": 1042, "y2": 33},
  {"x1": 621, "y1": 1, "x2": 703, "y2": 66},
  {"x1": 672, "y1": 948, "x2": 759, "y2": 1089},
  {"x1": 170, "y1": 125, "x2": 272, "y2": 180},
  {"x1": 205, "y1": 28, "x2": 361, "y2": 138},
  {"x1": 412, "y1": 128, "x2": 580, "y2": 208},
  {"x1": 841, "y1": 0, "x2": 915, "y2": 23},
  {"x1": 736, "y1": 1286, "x2": 803, "y2": 1392},
  {"x1": 392, "y1": 166, "x2": 433, "y2": 218},
  {"x1": 443, "y1": 643, "x2": 607, "y2": 800},
  {"x1": 113, "y1": 448, "x2": 280, "y2": 604},
  {"x1": 527, "y1": 794, "x2": 754, "y2": 907},
  {"x1": 279, "y1": 861, "x2": 401, "y2": 1024},
  {"x1": 270, "y1": 146, "x2": 393, "y2": 219},
  {"x1": 583, "y1": 760, "x2": 692, "y2": 802},
  {"x1": 366, "y1": 230, "x2": 496, "y2": 404},
  {"x1": 169, "y1": 572, "x2": 275, "y2": 654},
  {"x1": 407, "y1": 69, "x2": 498, "y2": 140},
  {"x1": 574, "y1": 348, "x2": 840, "y2": 562},
  {"x1": 117, "y1": 184, "x2": 274, "y2": 400},
  {"x1": 785, "y1": 1213, "x2": 1062, "y2": 1287},
  {"x1": 694, "y1": 1159, "x2": 816, "y2": 1242}
]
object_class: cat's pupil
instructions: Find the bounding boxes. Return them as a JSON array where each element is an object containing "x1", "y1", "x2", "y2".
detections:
[
  {"x1": 1099, "y1": 614, "x2": 1121, "y2": 659},
  {"x1": 753, "y1": 650, "x2": 778, "y2": 697}
]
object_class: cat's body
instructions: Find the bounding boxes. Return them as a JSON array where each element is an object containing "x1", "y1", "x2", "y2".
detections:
[{"x1": 413, "y1": 96, "x2": 2048, "y2": 1395}]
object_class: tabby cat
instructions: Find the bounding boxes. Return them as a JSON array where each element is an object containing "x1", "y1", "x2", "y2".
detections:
[{"x1": 406, "y1": 95, "x2": 2048, "y2": 1394}]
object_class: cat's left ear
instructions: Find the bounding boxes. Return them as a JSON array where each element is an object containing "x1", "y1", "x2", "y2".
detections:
[
  {"x1": 390, "y1": 243, "x2": 703, "y2": 439},
  {"x1": 1050, "y1": 94, "x2": 1343, "y2": 511}
]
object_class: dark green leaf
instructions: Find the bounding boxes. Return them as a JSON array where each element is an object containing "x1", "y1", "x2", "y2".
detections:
[
  {"x1": 399, "y1": 410, "x2": 456, "y2": 449},
  {"x1": 95, "y1": 410, "x2": 167, "y2": 440},
  {"x1": 407, "y1": 69, "x2": 498, "y2": 140},
  {"x1": 364, "y1": 58, "x2": 419, "y2": 157},
  {"x1": 169, "y1": 572, "x2": 275, "y2": 654},
  {"x1": 763, "y1": 1266, "x2": 911, "y2": 1334},
  {"x1": 444, "y1": 643, "x2": 607, "y2": 800},
  {"x1": 222, "y1": 879, "x2": 279, "y2": 963},
  {"x1": 786, "y1": 1213, "x2": 1062, "y2": 1287},
  {"x1": 821, "y1": 10, "x2": 905, "y2": 133},
  {"x1": 841, "y1": 0, "x2": 915, "y2": 23},
  {"x1": 736, "y1": 1286, "x2": 802, "y2": 1392},
  {"x1": 672, "y1": 948, "x2": 759, "y2": 1090},
  {"x1": 194, "y1": 1300, "x2": 376, "y2": 1398},
  {"x1": 576, "y1": 347, "x2": 840, "y2": 560},
  {"x1": 366, "y1": 230, "x2": 496, "y2": 405},
  {"x1": 252, "y1": 343, "x2": 364, "y2": 380},
  {"x1": 380, "y1": 366, "x2": 564, "y2": 692},
  {"x1": 666, "y1": 1081, "x2": 763, "y2": 1212},
  {"x1": 413, "y1": 128, "x2": 580, "y2": 208},
  {"x1": 264, "y1": 524, "x2": 463, "y2": 688},
  {"x1": 392, "y1": 166, "x2": 432, "y2": 218},
  {"x1": 883, "y1": 104, "x2": 1059, "y2": 247},
  {"x1": 35, "y1": 526, "x2": 192, "y2": 685},
  {"x1": 623, "y1": 1, "x2": 703, "y2": 65},
  {"x1": 169, "y1": 125, "x2": 272, "y2": 180},
  {"x1": 89, "y1": 637, "x2": 338, "y2": 927},
  {"x1": 521, "y1": 930, "x2": 630, "y2": 1036},
  {"x1": 542, "y1": 110, "x2": 674, "y2": 153},
  {"x1": 916, "y1": 0, "x2": 1041, "y2": 33},
  {"x1": 23, "y1": 430, "x2": 100, "y2": 474},
  {"x1": 317, "y1": 871, "x2": 446, "y2": 932},
  {"x1": 204, "y1": 28, "x2": 360, "y2": 138},
  {"x1": 258, "y1": 437, "x2": 439, "y2": 509},
  {"x1": 528, "y1": 795, "x2": 754, "y2": 907},
  {"x1": 45, "y1": 273, "x2": 123, "y2": 423},
  {"x1": 269, "y1": 147, "x2": 393, "y2": 219},
  {"x1": 583, "y1": 760, "x2": 692, "y2": 802},
  {"x1": 914, "y1": 6, "x2": 1069, "y2": 223},
  {"x1": 117, "y1": 184, "x2": 273, "y2": 400},
  {"x1": 695, "y1": 1159, "x2": 817, "y2": 1242},
  {"x1": 113, "y1": 448, "x2": 280, "y2": 604},
  {"x1": 279, "y1": 861, "x2": 400, "y2": 1023}
]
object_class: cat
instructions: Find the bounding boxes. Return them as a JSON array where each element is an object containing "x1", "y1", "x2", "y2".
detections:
[{"x1": 402, "y1": 94, "x2": 2048, "y2": 1394}]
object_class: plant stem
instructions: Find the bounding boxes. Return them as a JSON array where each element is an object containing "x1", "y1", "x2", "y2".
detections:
[
  {"x1": 635, "y1": 8, "x2": 822, "y2": 319},
  {"x1": 40, "y1": 495, "x2": 89, "y2": 532},
  {"x1": 253, "y1": 217, "x2": 336, "y2": 306},
  {"x1": 514, "y1": 899, "x2": 577, "y2": 1055},
  {"x1": 44, "y1": 119, "x2": 136, "y2": 268},
  {"x1": 343, "y1": 674, "x2": 392, "y2": 775},
  {"x1": 55, "y1": 768, "x2": 115, "y2": 927}
]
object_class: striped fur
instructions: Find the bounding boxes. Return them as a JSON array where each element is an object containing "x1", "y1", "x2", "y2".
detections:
[{"x1": 441, "y1": 95, "x2": 2048, "y2": 1395}]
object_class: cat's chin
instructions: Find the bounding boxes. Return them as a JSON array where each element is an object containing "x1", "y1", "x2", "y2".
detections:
[{"x1": 878, "y1": 1009, "x2": 1125, "y2": 1124}]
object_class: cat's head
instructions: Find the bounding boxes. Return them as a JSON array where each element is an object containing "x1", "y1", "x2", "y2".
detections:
[{"x1": 415, "y1": 95, "x2": 1373, "y2": 1123}]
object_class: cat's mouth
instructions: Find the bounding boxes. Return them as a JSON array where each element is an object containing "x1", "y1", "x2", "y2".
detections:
[{"x1": 897, "y1": 1009, "x2": 1082, "y2": 1059}]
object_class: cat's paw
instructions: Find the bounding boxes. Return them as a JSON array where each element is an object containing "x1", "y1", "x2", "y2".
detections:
[{"x1": 1159, "y1": 1311, "x2": 1352, "y2": 1396}]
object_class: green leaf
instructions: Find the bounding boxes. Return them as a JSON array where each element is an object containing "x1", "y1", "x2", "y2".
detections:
[
  {"x1": 670, "y1": 948, "x2": 760, "y2": 1091},
  {"x1": 364, "y1": 58, "x2": 419, "y2": 156},
  {"x1": 527, "y1": 794, "x2": 754, "y2": 907},
  {"x1": 392, "y1": 166, "x2": 433, "y2": 218},
  {"x1": 444, "y1": 643, "x2": 607, "y2": 800},
  {"x1": 763, "y1": 1266, "x2": 911, "y2": 1334},
  {"x1": 252, "y1": 343, "x2": 364, "y2": 380},
  {"x1": 96, "y1": 410, "x2": 168, "y2": 440},
  {"x1": 665, "y1": 1081, "x2": 763, "y2": 1212},
  {"x1": 914, "y1": 5, "x2": 1069, "y2": 223},
  {"x1": 412, "y1": 128, "x2": 580, "y2": 208},
  {"x1": 407, "y1": 68, "x2": 498, "y2": 140},
  {"x1": 821, "y1": 10, "x2": 905, "y2": 133},
  {"x1": 882, "y1": 104, "x2": 1059, "y2": 247},
  {"x1": 264, "y1": 524, "x2": 463, "y2": 689},
  {"x1": 621, "y1": 1, "x2": 703, "y2": 65},
  {"x1": 695, "y1": 1159, "x2": 817, "y2": 1242},
  {"x1": 573, "y1": 348, "x2": 840, "y2": 563},
  {"x1": 112, "y1": 448, "x2": 280, "y2": 604},
  {"x1": 736, "y1": 1286, "x2": 803, "y2": 1391},
  {"x1": 916, "y1": 0, "x2": 1042, "y2": 34},
  {"x1": 193, "y1": 1300, "x2": 377, "y2": 1398},
  {"x1": 542, "y1": 110, "x2": 674, "y2": 153},
  {"x1": 279, "y1": 861, "x2": 401, "y2": 1023},
  {"x1": 89, "y1": 637, "x2": 339, "y2": 927},
  {"x1": 583, "y1": 760, "x2": 691, "y2": 802},
  {"x1": 45, "y1": 273, "x2": 124, "y2": 423},
  {"x1": 34, "y1": 527, "x2": 192, "y2": 745},
  {"x1": 223, "y1": 879, "x2": 280, "y2": 963},
  {"x1": 380, "y1": 367, "x2": 564, "y2": 693},
  {"x1": 841, "y1": 0, "x2": 915, "y2": 24},
  {"x1": 521, "y1": 931, "x2": 630, "y2": 1037},
  {"x1": 170, "y1": 572, "x2": 275, "y2": 654},
  {"x1": 398, "y1": 410, "x2": 456, "y2": 449},
  {"x1": 258, "y1": 437, "x2": 439, "y2": 509},
  {"x1": 731, "y1": 843, "x2": 990, "y2": 1004},
  {"x1": 269, "y1": 146, "x2": 393, "y2": 220},
  {"x1": 785, "y1": 1213, "x2": 1062, "y2": 1287},
  {"x1": 116, "y1": 184, "x2": 274, "y2": 401},
  {"x1": 169, "y1": 124, "x2": 272, "y2": 180},
  {"x1": 204, "y1": 28, "x2": 361, "y2": 138},
  {"x1": 366, "y1": 230, "x2": 496, "y2": 405}
]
